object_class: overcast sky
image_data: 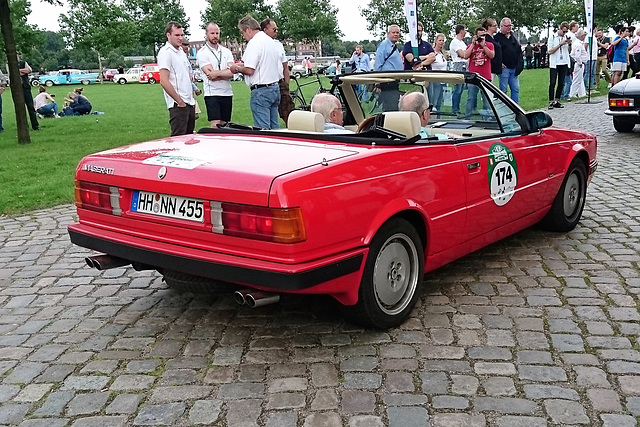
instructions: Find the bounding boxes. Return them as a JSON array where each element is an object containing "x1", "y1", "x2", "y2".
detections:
[{"x1": 26, "y1": 0, "x2": 378, "y2": 42}]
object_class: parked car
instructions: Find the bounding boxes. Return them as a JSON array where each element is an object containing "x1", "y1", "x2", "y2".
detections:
[
  {"x1": 139, "y1": 64, "x2": 160, "y2": 84},
  {"x1": 68, "y1": 70, "x2": 598, "y2": 329},
  {"x1": 29, "y1": 73, "x2": 42, "y2": 87},
  {"x1": 103, "y1": 69, "x2": 118, "y2": 81},
  {"x1": 113, "y1": 68, "x2": 143, "y2": 85},
  {"x1": 605, "y1": 72, "x2": 640, "y2": 132},
  {"x1": 193, "y1": 68, "x2": 204, "y2": 82},
  {"x1": 39, "y1": 69, "x2": 99, "y2": 86}
]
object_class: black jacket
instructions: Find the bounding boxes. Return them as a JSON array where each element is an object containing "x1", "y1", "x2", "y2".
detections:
[
  {"x1": 494, "y1": 31, "x2": 524, "y2": 75},
  {"x1": 484, "y1": 33, "x2": 503, "y2": 75}
]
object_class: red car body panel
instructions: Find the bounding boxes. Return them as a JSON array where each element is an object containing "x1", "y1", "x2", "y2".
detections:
[
  {"x1": 139, "y1": 64, "x2": 160, "y2": 84},
  {"x1": 67, "y1": 71, "x2": 598, "y2": 322}
]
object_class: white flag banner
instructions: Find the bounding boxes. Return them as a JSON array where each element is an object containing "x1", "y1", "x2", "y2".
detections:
[
  {"x1": 584, "y1": 0, "x2": 594, "y2": 35},
  {"x1": 404, "y1": 0, "x2": 418, "y2": 56}
]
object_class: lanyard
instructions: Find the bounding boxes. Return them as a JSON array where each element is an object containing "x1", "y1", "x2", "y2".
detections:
[{"x1": 206, "y1": 44, "x2": 222, "y2": 70}]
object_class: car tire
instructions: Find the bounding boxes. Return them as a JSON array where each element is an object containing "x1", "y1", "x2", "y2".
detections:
[
  {"x1": 30, "y1": 79, "x2": 40, "y2": 87},
  {"x1": 539, "y1": 158, "x2": 587, "y2": 232},
  {"x1": 346, "y1": 218, "x2": 424, "y2": 329},
  {"x1": 612, "y1": 117, "x2": 636, "y2": 133},
  {"x1": 118, "y1": 78, "x2": 126, "y2": 85},
  {"x1": 148, "y1": 78, "x2": 156, "y2": 84},
  {"x1": 45, "y1": 80, "x2": 54, "y2": 87},
  {"x1": 294, "y1": 72, "x2": 302, "y2": 79},
  {"x1": 81, "y1": 79, "x2": 90, "y2": 85},
  {"x1": 162, "y1": 270, "x2": 239, "y2": 294}
]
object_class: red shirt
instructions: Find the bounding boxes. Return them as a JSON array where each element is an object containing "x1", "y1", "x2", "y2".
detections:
[{"x1": 468, "y1": 41, "x2": 494, "y2": 80}]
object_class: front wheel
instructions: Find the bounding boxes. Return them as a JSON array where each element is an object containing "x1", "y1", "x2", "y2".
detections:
[
  {"x1": 45, "y1": 80, "x2": 54, "y2": 87},
  {"x1": 30, "y1": 79, "x2": 40, "y2": 87},
  {"x1": 613, "y1": 117, "x2": 636, "y2": 133},
  {"x1": 540, "y1": 158, "x2": 587, "y2": 232},
  {"x1": 148, "y1": 78, "x2": 156, "y2": 84},
  {"x1": 118, "y1": 78, "x2": 126, "y2": 85},
  {"x1": 347, "y1": 218, "x2": 424, "y2": 329}
]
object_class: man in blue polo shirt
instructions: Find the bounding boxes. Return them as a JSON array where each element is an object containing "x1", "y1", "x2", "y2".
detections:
[{"x1": 374, "y1": 25, "x2": 403, "y2": 111}]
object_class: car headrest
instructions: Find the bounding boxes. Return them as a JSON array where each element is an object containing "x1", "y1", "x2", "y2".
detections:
[
  {"x1": 382, "y1": 111, "x2": 421, "y2": 138},
  {"x1": 287, "y1": 110, "x2": 325, "y2": 132}
]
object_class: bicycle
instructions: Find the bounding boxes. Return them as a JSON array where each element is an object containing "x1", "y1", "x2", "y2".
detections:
[{"x1": 289, "y1": 74, "x2": 331, "y2": 110}]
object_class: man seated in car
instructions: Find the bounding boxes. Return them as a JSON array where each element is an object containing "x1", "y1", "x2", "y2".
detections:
[
  {"x1": 398, "y1": 92, "x2": 438, "y2": 139},
  {"x1": 310, "y1": 93, "x2": 354, "y2": 133}
]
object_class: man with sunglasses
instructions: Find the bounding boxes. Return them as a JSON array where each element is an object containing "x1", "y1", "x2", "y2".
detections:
[{"x1": 494, "y1": 17, "x2": 524, "y2": 104}]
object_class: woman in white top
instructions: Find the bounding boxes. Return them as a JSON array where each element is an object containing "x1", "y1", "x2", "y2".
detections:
[
  {"x1": 33, "y1": 86, "x2": 59, "y2": 118},
  {"x1": 429, "y1": 33, "x2": 447, "y2": 117}
]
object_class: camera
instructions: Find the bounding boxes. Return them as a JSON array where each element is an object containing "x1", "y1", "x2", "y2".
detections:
[{"x1": 476, "y1": 36, "x2": 484, "y2": 43}]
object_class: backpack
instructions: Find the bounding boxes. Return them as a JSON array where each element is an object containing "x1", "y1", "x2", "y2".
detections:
[{"x1": 607, "y1": 42, "x2": 615, "y2": 62}]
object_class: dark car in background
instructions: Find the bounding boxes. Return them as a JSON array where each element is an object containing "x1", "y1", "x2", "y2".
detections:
[{"x1": 605, "y1": 73, "x2": 640, "y2": 132}]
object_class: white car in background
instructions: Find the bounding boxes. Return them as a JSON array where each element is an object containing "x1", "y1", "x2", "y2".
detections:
[{"x1": 114, "y1": 68, "x2": 143, "y2": 85}]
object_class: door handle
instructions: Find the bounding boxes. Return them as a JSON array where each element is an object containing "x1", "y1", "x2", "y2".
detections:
[{"x1": 467, "y1": 162, "x2": 480, "y2": 170}]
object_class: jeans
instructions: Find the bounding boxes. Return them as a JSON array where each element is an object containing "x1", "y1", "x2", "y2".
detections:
[
  {"x1": 250, "y1": 84, "x2": 280, "y2": 129},
  {"x1": 37, "y1": 102, "x2": 58, "y2": 117},
  {"x1": 428, "y1": 83, "x2": 444, "y2": 117},
  {"x1": 498, "y1": 67, "x2": 519, "y2": 104},
  {"x1": 561, "y1": 74, "x2": 572, "y2": 99},
  {"x1": 451, "y1": 84, "x2": 465, "y2": 114},
  {"x1": 464, "y1": 84, "x2": 489, "y2": 118},
  {"x1": 549, "y1": 65, "x2": 568, "y2": 101},
  {"x1": 583, "y1": 60, "x2": 596, "y2": 90}
]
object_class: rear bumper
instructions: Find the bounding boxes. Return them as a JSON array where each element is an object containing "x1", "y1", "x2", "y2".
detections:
[
  {"x1": 604, "y1": 109, "x2": 640, "y2": 117},
  {"x1": 68, "y1": 224, "x2": 365, "y2": 292}
]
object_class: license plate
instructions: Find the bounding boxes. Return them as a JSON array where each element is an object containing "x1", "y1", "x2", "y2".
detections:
[{"x1": 131, "y1": 191, "x2": 204, "y2": 223}]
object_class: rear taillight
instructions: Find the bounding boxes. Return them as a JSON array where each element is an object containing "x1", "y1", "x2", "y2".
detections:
[
  {"x1": 75, "y1": 181, "x2": 121, "y2": 215},
  {"x1": 211, "y1": 202, "x2": 306, "y2": 243},
  {"x1": 609, "y1": 98, "x2": 634, "y2": 107}
]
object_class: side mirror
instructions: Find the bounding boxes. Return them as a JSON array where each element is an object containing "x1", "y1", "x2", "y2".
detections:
[{"x1": 526, "y1": 111, "x2": 553, "y2": 131}]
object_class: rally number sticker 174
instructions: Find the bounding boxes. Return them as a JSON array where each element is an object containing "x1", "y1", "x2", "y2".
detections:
[{"x1": 488, "y1": 143, "x2": 518, "y2": 206}]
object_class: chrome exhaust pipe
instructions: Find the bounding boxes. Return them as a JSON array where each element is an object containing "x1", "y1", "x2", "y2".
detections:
[
  {"x1": 85, "y1": 255, "x2": 130, "y2": 271},
  {"x1": 234, "y1": 289, "x2": 251, "y2": 305},
  {"x1": 245, "y1": 291, "x2": 280, "y2": 308}
]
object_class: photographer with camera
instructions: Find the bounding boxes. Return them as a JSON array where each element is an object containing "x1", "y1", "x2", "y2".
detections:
[
  {"x1": 402, "y1": 22, "x2": 436, "y2": 70},
  {"x1": 463, "y1": 27, "x2": 494, "y2": 118}
]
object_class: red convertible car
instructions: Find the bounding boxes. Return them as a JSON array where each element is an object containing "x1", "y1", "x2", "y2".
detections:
[{"x1": 68, "y1": 71, "x2": 598, "y2": 328}]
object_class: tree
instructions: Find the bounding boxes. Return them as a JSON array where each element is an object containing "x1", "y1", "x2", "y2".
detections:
[
  {"x1": 276, "y1": 0, "x2": 341, "y2": 55},
  {"x1": 125, "y1": 0, "x2": 189, "y2": 61},
  {"x1": 201, "y1": 0, "x2": 273, "y2": 43},
  {"x1": 0, "y1": 0, "x2": 45, "y2": 144},
  {"x1": 59, "y1": 0, "x2": 137, "y2": 79}
]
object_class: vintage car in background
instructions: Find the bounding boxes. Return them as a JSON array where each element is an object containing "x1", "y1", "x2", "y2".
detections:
[
  {"x1": 103, "y1": 69, "x2": 118, "y2": 81},
  {"x1": 605, "y1": 72, "x2": 640, "y2": 132},
  {"x1": 139, "y1": 64, "x2": 160, "y2": 84},
  {"x1": 39, "y1": 69, "x2": 99, "y2": 86},
  {"x1": 68, "y1": 70, "x2": 598, "y2": 329},
  {"x1": 38, "y1": 69, "x2": 99, "y2": 86},
  {"x1": 113, "y1": 67, "x2": 143, "y2": 85}
]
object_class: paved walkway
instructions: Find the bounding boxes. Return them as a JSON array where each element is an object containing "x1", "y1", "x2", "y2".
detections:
[{"x1": 0, "y1": 97, "x2": 639, "y2": 426}]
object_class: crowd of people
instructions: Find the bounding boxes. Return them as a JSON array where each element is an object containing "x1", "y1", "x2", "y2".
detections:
[{"x1": 3, "y1": 16, "x2": 639, "y2": 137}]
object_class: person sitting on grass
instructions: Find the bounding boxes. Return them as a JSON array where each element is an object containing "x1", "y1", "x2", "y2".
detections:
[
  {"x1": 34, "y1": 86, "x2": 60, "y2": 118},
  {"x1": 62, "y1": 91, "x2": 92, "y2": 116}
]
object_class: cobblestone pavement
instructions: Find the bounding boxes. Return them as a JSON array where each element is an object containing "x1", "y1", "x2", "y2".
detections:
[{"x1": 1, "y1": 97, "x2": 640, "y2": 427}]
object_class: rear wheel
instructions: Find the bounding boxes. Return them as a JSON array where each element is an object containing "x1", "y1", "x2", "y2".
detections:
[
  {"x1": 540, "y1": 158, "x2": 587, "y2": 232},
  {"x1": 118, "y1": 78, "x2": 126, "y2": 85},
  {"x1": 613, "y1": 117, "x2": 636, "y2": 133},
  {"x1": 148, "y1": 77, "x2": 156, "y2": 84},
  {"x1": 292, "y1": 93, "x2": 308, "y2": 110},
  {"x1": 30, "y1": 79, "x2": 40, "y2": 87},
  {"x1": 346, "y1": 218, "x2": 424, "y2": 329},
  {"x1": 162, "y1": 270, "x2": 239, "y2": 294}
]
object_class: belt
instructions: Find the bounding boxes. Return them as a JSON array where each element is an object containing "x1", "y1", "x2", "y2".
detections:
[{"x1": 250, "y1": 82, "x2": 277, "y2": 91}]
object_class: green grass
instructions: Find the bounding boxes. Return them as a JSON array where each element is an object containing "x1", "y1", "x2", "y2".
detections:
[{"x1": 0, "y1": 71, "x2": 607, "y2": 215}]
